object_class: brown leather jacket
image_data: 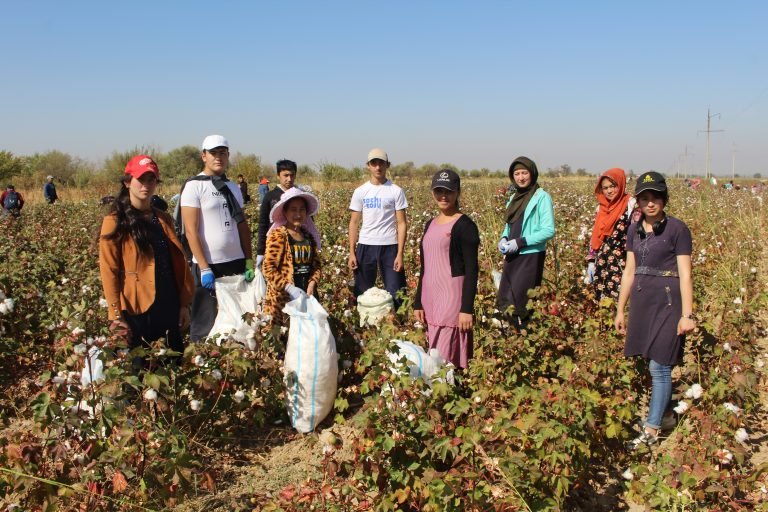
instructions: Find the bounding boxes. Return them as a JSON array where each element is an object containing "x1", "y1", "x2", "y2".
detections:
[{"x1": 99, "y1": 210, "x2": 194, "y2": 321}]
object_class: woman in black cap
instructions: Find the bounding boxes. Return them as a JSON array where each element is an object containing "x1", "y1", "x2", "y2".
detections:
[
  {"x1": 413, "y1": 170, "x2": 479, "y2": 369},
  {"x1": 614, "y1": 171, "x2": 695, "y2": 448},
  {"x1": 496, "y1": 157, "x2": 555, "y2": 329}
]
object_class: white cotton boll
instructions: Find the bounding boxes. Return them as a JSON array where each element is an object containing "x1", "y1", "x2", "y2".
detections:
[
  {"x1": 491, "y1": 318, "x2": 502, "y2": 328},
  {"x1": 684, "y1": 383, "x2": 704, "y2": 399},
  {"x1": 407, "y1": 413, "x2": 416, "y2": 421},
  {"x1": 733, "y1": 297, "x2": 742, "y2": 305},
  {"x1": 622, "y1": 468, "x2": 634, "y2": 480},
  {"x1": 716, "y1": 448, "x2": 733, "y2": 465},
  {"x1": 71, "y1": 327, "x2": 85, "y2": 337},
  {"x1": 740, "y1": 287, "x2": 747, "y2": 294},
  {"x1": 343, "y1": 309, "x2": 353, "y2": 318},
  {"x1": 0, "y1": 290, "x2": 5, "y2": 299},
  {"x1": 751, "y1": 267, "x2": 757, "y2": 274},
  {"x1": 3, "y1": 298, "x2": 13, "y2": 311},
  {"x1": 99, "y1": 298, "x2": 108, "y2": 308},
  {"x1": 73, "y1": 344, "x2": 87, "y2": 355},
  {"x1": 735, "y1": 428, "x2": 749, "y2": 443},
  {"x1": 280, "y1": 326, "x2": 288, "y2": 335},
  {"x1": 211, "y1": 369, "x2": 223, "y2": 381},
  {"x1": 0, "y1": 303, "x2": 8, "y2": 315},
  {"x1": 143, "y1": 389, "x2": 158, "y2": 401},
  {"x1": 156, "y1": 348, "x2": 167, "y2": 356},
  {"x1": 233, "y1": 390, "x2": 245, "y2": 403},
  {"x1": 193, "y1": 355, "x2": 205, "y2": 367},
  {"x1": 723, "y1": 343, "x2": 732, "y2": 353},
  {"x1": 81, "y1": 285, "x2": 91, "y2": 294},
  {"x1": 189, "y1": 399, "x2": 201, "y2": 411},
  {"x1": 673, "y1": 401, "x2": 689, "y2": 415}
]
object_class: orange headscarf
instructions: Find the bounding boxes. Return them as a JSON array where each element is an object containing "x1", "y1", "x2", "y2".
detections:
[{"x1": 590, "y1": 168, "x2": 630, "y2": 252}]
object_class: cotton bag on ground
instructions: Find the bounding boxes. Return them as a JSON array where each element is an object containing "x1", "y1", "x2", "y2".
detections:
[
  {"x1": 283, "y1": 291, "x2": 338, "y2": 433},
  {"x1": 208, "y1": 273, "x2": 267, "y2": 345},
  {"x1": 356, "y1": 287, "x2": 394, "y2": 327}
]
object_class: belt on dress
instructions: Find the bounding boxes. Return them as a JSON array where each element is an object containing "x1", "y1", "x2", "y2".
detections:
[{"x1": 635, "y1": 266, "x2": 679, "y2": 278}]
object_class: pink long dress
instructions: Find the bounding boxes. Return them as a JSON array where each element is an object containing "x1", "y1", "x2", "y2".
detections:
[{"x1": 421, "y1": 217, "x2": 473, "y2": 368}]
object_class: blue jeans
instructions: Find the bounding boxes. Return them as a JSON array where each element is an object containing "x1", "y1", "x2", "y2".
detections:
[
  {"x1": 646, "y1": 359, "x2": 673, "y2": 430},
  {"x1": 354, "y1": 244, "x2": 406, "y2": 308}
]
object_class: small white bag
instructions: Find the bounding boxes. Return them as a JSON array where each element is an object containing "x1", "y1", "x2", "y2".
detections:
[
  {"x1": 283, "y1": 292, "x2": 338, "y2": 433},
  {"x1": 208, "y1": 273, "x2": 266, "y2": 345},
  {"x1": 356, "y1": 287, "x2": 394, "y2": 327},
  {"x1": 387, "y1": 340, "x2": 454, "y2": 387},
  {"x1": 80, "y1": 346, "x2": 104, "y2": 387}
]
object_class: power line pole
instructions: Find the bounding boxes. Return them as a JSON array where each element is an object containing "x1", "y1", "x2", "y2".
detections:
[{"x1": 699, "y1": 108, "x2": 724, "y2": 179}]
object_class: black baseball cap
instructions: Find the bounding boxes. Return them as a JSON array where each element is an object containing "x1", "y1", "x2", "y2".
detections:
[
  {"x1": 431, "y1": 169, "x2": 461, "y2": 191},
  {"x1": 635, "y1": 171, "x2": 667, "y2": 195}
]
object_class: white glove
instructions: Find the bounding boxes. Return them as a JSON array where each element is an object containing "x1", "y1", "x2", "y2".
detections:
[
  {"x1": 497, "y1": 238, "x2": 509, "y2": 254},
  {"x1": 285, "y1": 284, "x2": 303, "y2": 300},
  {"x1": 256, "y1": 255, "x2": 264, "y2": 268},
  {"x1": 499, "y1": 238, "x2": 518, "y2": 255},
  {"x1": 585, "y1": 262, "x2": 596, "y2": 284}
]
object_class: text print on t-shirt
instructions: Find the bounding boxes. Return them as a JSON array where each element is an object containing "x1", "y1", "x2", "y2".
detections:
[
  {"x1": 363, "y1": 197, "x2": 382, "y2": 209},
  {"x1": 213, "y1": 191, "x2": 234, "y2": 232}
]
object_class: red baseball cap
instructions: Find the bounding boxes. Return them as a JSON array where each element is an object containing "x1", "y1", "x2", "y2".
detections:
[{"x1": 125, "y1": 155, "x2": 160, "y2": 179}]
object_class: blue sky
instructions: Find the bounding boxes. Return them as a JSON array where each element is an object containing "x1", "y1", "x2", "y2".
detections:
[{"x1": 2, "y1": 1, "x2": 766, "y2": 175}]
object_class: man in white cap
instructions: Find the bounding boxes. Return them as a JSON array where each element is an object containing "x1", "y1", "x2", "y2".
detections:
[
  {"x1": 179, "y1": 135, "x2": 255, "y2": 340},
  {"x1": 348, "y1": 148, "x2": 408, "y2": 307}
]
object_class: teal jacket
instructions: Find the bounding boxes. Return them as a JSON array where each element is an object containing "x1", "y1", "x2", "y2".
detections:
[{"x1": 501, "y1": 188, "x2": 556, "y2": 254}]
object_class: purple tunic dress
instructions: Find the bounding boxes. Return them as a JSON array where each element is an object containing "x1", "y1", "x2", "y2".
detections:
[
  {"x1": 624, "y1": 216, "x2": 692, "y2": 365},
  {"x1": 421, "y1": 218, "x2": 473, "y2": 368}
]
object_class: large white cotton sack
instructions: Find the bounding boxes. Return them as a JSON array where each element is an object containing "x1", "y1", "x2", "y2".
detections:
[
  {"x1": 387, "y1": 340, "x2": 454, "y2": 387},
  {"x1": 208, "y1": 273, "x2": 266, "y2": 345},
  {"x1": 283, "y1": 293, "x2": 338, "y2": 433},
  {"x1": 356, "y1": 287, "x2": 394, "y2": 327}
]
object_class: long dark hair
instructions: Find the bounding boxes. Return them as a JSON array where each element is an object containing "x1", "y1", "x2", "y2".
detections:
[{"x1": 101, "y1": 176, "x2": 154, "y2": 255}]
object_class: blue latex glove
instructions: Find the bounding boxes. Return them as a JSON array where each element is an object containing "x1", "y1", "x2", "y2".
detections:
[
  {"x1": 256, "y1": 255, "x2": 264, "y2": 269},
  {"x1": 285, "y1": 284, "x2": 303, "y2": 300},
  {"x1": 200, "y1": 268, "x2": 215, "y2": 289},
  {"x1": 499, "y1": 238, "x2": 518, "y2": 255},
  {"x1": 497, "y1": 237, "x2": 509, "y2": 254},
  {"x1": 244, "y1": 259, "x2": 255, "y2": 282},
  {"x1": 586, "y1": 262, "x2": 596, "y2": 284}
]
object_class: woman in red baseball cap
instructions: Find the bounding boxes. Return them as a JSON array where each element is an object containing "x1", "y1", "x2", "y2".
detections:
[{"x1": 98, "y1": 155, "x2": 194, "y2": 368}]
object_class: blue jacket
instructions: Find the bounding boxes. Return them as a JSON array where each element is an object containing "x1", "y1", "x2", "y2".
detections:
[{"x1": 501, "y1": 188, "x2": 555, "y2": 254}]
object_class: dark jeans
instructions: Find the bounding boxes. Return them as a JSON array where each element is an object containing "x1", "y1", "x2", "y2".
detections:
[
  {"x1": 354, "y1": 244, "x2": 406, "y2": 308},
  {"x1": 190, "y1": 259, "x2": 246, "y2": 341}
]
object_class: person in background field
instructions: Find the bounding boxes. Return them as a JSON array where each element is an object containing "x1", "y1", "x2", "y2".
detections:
[
  {"x1": 413, "y1": 170, "x2": 479, "y2": 369},
  {"x1": 179, "y1": 135, "x2": 255, "y2": 341},
  {"x1": 262, "y1": 187, "x2": 322, "y2": 327},
  {"x1": 43, "y1": 176, "x2": 59, "y2": 204},
  {"x1": 257, "y1": 160, "x2": 297, "y2": 268},
  {"x1": 496, "y1": 156, "x2": 555, "y2": 330},
  {"x1": 258, "y1": 177, "x2": 270, "y2": 205},
  {"x1": 237, "y1": 174, "x2": 250, "y2": 204},
  {"x1": 99, "y1": 156, "x2": 194, "y2": 367},
  {"x1": 614, "y1": 171, "x2": 695, "y2": 448},
  {"x1": 348, "y1": 148, "x2": 408, "y2": 308},
  {"x1": 585, "y1": 167, "x2": 637, "y2": 299},
  {"x1": 1, "y1": 185, "x2": 24, "y2": 217}
]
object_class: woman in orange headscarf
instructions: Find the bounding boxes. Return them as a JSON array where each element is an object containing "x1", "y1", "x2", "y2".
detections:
[{"x1": 585, "y1": 168, "x2": 637, "y2": 299}]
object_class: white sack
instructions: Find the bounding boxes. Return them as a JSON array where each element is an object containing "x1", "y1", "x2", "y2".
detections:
[
  {"x1": 356, "y1": 287, "x2": 394, "y2": 327},
  {"x1": 492, "y1": 269, "x2": 502, "y2": 291},
  {"x1": 387, "y1": 340, "x2": 454, "y2": 387},
  {"x1": 283, "y1": 292, "x2": 338, "y2": 433},
  {"x1": 81, "y1": 346, "x2": 104, "y2": 387},
  {"x1": 208, "y1": 273, "x2": 266, "y2": 345}
]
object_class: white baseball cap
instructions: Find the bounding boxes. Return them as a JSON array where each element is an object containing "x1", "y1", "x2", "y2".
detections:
[
  {"x1": 367, "y1": 148, "x2": 389, "y2": 163},
  {"x1": 201, "y1": 135, "x2": 229, "y2": 151}
]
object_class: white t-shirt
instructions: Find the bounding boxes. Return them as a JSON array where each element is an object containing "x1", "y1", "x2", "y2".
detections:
[
  {"x1": 349, "y1": 179, "x2": 408, "y2": 245},
  {"x1": 180, "y1": 174, "x2": 245, "y2": 265}
]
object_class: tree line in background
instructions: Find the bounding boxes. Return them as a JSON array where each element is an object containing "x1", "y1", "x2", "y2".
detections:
[{"x1": 0, "y1": 148, "x2": 762, "y2": 189}]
